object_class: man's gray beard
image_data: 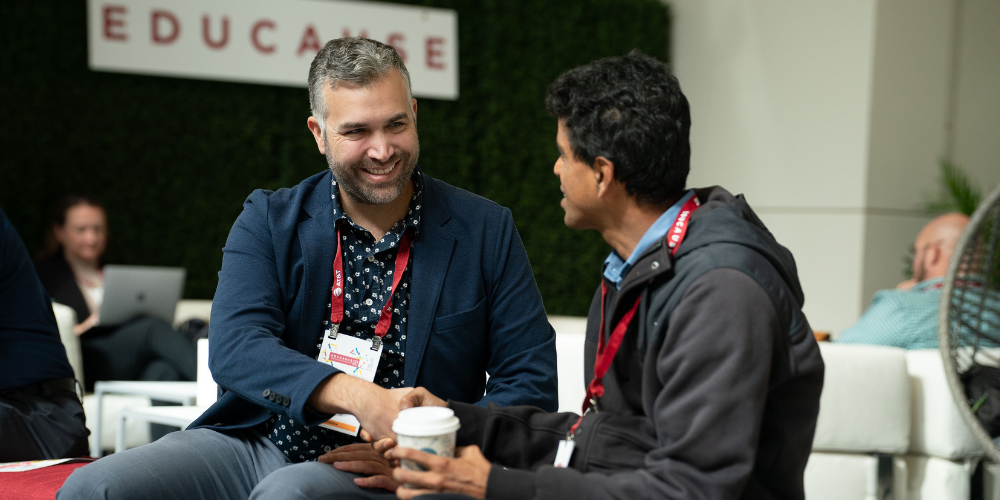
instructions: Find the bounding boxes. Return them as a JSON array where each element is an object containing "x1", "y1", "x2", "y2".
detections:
[{"x1": 324, "y1": 139, "x2": 419, "y2": 206}]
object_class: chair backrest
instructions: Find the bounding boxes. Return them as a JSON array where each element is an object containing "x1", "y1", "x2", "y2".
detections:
[
  {"x1": 549, "y1": 315, "x2": 588, "y2": 414},
  {"x1": 51, "y1": 301, "x2": 84, "y2": 384},
  {"x1": 196, "y1": 338, "x2": 217, "y2": 407},
  {"x1": 812, "y1": 343, "x2": 911, "y2": 454}
]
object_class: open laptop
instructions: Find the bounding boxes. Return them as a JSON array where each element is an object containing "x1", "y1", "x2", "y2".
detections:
[{"x1": 98, "y1": 265, "x2": 186, "y2": 326}]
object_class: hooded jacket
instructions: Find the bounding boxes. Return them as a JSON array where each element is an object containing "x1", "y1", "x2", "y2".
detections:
[{"x1": 449, "y1": 186, "x2": 825, "y2": 500}]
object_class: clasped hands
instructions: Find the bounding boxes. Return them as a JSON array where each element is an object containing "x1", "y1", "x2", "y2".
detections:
[{"x1": 314, "y1": 385, "x2": 490, "y2": 498}]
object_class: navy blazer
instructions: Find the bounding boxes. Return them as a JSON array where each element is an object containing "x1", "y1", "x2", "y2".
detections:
[{"x1": 191, "y1": 170, "x2": 558, "y2": 430}]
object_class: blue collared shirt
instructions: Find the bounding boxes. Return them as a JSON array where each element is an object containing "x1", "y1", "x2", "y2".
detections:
[
  {"x1": 837, "y1": 277, "x2": 1000, "y2": 349},
  {"x1": 603, "y1": 190, "x2": 695, "y2": 289}
]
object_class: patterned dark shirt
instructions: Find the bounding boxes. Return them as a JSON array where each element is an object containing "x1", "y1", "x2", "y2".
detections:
[{"x1": 266, "y1": 170, "x2": 423, "y2": 462}]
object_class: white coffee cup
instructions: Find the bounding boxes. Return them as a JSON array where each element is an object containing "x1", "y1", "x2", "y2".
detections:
[{"x1": 392, "y1": 406, "x2": 461, "y2": 471}]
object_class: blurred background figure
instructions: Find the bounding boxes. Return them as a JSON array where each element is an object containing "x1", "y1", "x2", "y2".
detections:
[
  {"x1": 1, "y1": 206, "x2": 89, "y2": 461},
  {"x1": 838, "y1": 213, "x2": 970, "y2": 349},
  {"x1": 33, "y1": 196, "x2": 196, "y2": 391}
]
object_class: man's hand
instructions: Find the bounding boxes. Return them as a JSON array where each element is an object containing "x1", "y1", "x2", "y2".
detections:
[
  {"x1": 318, "y1": 439, "x2": 399, "y2": 491},
  {"x1": 399, "y1": 387, "x2": 448, "y2": 410},
  {"x1": 307, "y1": 375, "x2": 414, "y2": 440},
  {"x1": 389, "y1": 445, "x2": 491, "y2": 500},
  {"x1": 356, "y1": 387, "x2": 414, "y2": 440}
]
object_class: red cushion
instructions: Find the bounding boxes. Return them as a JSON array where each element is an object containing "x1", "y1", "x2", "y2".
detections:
[{"x1": 0, "y1": 461, "x2": 93, "y2": 500}]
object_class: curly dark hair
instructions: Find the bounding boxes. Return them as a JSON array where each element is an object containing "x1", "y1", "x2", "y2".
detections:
[{"x1": 545, "y1": 50, "x2": 691, "y2": 205}]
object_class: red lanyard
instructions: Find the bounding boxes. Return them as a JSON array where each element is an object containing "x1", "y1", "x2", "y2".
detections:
[
  {"x1": 330, "y1": 221, "x2": 414, "y2": 338},
  {"x1": 570, "y1": 195, "x2": 700, "y2": 437}
]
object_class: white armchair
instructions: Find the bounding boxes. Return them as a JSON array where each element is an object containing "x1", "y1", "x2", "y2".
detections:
[{"x1": 52, "y1": 300, "x2": 212, "y2": 456}]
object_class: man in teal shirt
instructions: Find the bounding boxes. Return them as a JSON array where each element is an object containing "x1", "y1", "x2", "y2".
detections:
[{"x1": 839, "y1": 213, "x2": 970, "y2": 349}]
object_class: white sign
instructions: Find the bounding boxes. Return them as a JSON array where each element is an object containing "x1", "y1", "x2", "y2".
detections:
[{"x1": 87, "y1": 0, "x2": 458, "y2": 100}]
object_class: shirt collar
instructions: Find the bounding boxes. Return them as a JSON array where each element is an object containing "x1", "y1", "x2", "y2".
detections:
[
  {"x1": 912, "y1": 276, "x2": 945, "y2": 292},
  {"x1": 603, "y1": 189, "x2": 695, "y2": 289},
  {"x1": 330, "y1": 167, "x2": 424, "y2": 237}
]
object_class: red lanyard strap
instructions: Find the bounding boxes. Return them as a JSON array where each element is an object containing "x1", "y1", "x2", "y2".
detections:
[
  {"x1": 571, "y1": 195, "x2": 700, "y2": 437},
  {"x1": 330, "y1": 221, "x2": 414, "y2": 338}
]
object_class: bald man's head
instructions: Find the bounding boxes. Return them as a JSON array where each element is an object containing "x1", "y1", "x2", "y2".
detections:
[{"x1": 912, "y1": 213, "x2": 970, "y2": 282}]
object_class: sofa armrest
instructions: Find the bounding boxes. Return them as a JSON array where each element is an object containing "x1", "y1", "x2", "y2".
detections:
[
  {"x1": 906, "y1": 348, "x2": 984, "y2": 459},
  {"x1": 173, "y1": 299, "x2": 212, "y2": 329}
]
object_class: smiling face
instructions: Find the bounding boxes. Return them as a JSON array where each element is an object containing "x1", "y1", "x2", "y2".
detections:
[
  {"x1": 553, "y1": 120, "x2": 601, "y2": 230},
  {"x1": 55, "y1": 203, "x2": 107, "y2": 265},
  {"x1": 309, "y1": 70, "x2": 419, "y2": 205}
]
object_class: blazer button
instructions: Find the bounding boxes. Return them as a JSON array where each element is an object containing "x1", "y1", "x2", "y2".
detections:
[
  {"x1": 262, "y1": 389, "x2": 271, "y2": 398},
  {"x1": 269, "y1": 393, "x2": 277, "y2": 402},
  {"x1": 282, "y1": 396, "x2": 290, "y2": 406}
]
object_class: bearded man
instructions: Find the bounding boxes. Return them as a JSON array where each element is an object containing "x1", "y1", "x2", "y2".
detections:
[
  {"x1": 59, "y1": 37, "x2": 557, "y2": 500},
  {"x1": 838, "y1": 212, "x2": 975, "y2": 349}
]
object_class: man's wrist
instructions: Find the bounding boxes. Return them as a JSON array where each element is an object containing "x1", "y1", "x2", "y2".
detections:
[
  {"x1": 307, "y1": 372, "x2": 382, "y2": 416},
  {"x1": 308, "y1": 372, "x2": 352, "y2": 415}
]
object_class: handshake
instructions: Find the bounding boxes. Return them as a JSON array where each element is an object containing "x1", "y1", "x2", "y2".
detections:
[{"x1": 308, "y1": 382, "x2": 491, "y2": 499}]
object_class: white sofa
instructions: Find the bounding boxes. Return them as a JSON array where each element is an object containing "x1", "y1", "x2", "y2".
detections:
[
  {"x1": 55, "y1": 305, "x2": 998, "y2": 496},
  {"x1": 52, "y1": 300, "x2": 212, "y2": 454},
  {"x1": 809, "y1": 343, "x2": 997, "y2": 500},
  {"x1": 549, "y1": 316, "x2": 998, "y2": 499}
]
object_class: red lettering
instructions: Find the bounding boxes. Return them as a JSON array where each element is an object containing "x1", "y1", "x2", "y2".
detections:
[
  {"x1": 341, "y1": 28, "x2": 369, "y2": 39},
  {"x1": 297, "y1": 24, "x2": 322, "y2": 57},
  {"x1": 103, "y1": 5, "x2": 127, "y2": 41},
  {"x1": 251, "y1": 19, "x2": 277, "y2": 54},
  {"x1": 387, "y1": 33, "x2": 406, "y2": 63},
  {"x1": 151, "y1": 9, "x2": 180, "y2": 44},
  {"x1": 202, "y1": 15, "x2": 229, "y2": 49},
  {"x1": 327, "y1": 352, "x2": 360, "y2": 367},
  {"x1": 425, "y1": 37, "x2": 445, "y2": 70}
]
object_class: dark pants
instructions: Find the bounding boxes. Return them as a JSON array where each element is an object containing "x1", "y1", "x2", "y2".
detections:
[
  {"x1": 0, "y1": 378, "x2": 89, "y2": 461},
  {"x1": 58, "y1": 428, "x2": 395, "y2": 500},
  {"x1": 81, "y1": 317, "x2": 197, "y2": 389},
  {"x1": 82, "y1": 317, "x2": 197, "y2": 440}
]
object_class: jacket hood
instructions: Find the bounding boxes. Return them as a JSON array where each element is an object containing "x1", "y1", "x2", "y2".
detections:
[{"x1": 675, "y1": 186, "x2": 805, "y2": 307}]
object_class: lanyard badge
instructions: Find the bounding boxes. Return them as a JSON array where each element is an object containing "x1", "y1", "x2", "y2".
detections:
[
  {"x1": 316, "y1": 221, "x2": 414, "y2": 435},
  {"x1": 554, "y1": 195, "x2": 700, "y2": 468}
]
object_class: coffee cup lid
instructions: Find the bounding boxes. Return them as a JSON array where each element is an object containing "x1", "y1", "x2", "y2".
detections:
[{"x1": 392, "y1": 407, "x2": 461, "y2": 437}]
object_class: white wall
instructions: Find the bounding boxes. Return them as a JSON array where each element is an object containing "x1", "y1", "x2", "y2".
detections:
[
  {"x1": 860, "y1": 0, "x2": 955, "y2": 306},
  {"x1": 668, "y1": 0, "x2": 999, "y2": 334},
  {"x1": 951, "y1": 0, "x2": 1000, "y2": 193},
  {"x1": 670, "y1": 0, "x2": 880, "y2": 332}
]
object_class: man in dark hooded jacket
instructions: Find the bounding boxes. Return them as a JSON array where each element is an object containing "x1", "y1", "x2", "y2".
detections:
[{"x1": 338, "y1": 51, "x2": 826, "y2": 500}]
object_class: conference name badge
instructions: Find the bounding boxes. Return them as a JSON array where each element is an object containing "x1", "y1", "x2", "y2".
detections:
[{"x1": 315, "y1": 326, "x2": 383, "y2": 435}]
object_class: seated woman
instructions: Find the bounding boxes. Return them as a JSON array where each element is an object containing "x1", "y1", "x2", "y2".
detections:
[{"x1": 34, "y1": 195, "x2": 196, "y2": 391}]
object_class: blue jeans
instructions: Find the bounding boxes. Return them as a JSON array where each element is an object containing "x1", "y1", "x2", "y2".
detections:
[{"x1": 57, "y1": 428, "x2": 394, "y2": 500}]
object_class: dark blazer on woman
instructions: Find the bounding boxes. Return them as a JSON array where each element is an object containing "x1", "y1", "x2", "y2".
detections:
[{"x1": 35, "y1": 254, "x2": 90, "y2": 326}]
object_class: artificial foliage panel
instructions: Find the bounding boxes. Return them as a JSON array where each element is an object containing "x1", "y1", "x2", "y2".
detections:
[{"x1": 0, "y1": 0, "x2": 669, "y2": 315}]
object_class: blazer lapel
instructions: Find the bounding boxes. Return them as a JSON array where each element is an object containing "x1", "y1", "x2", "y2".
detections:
[
  {"x1": 296, "y1": 173, "x2": 336, "y2": 353},
  {"x1": 404, "y1": 175, "x2": 456, "y2": 385}
]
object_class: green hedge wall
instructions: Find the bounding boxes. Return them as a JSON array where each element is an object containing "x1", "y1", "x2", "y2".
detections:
[{"x1": 0, "y1": 0, "x2": 669, "y2": 315}]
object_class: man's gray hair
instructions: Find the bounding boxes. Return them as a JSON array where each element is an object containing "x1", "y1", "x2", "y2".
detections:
[{"x1": 308, "y1": 37, "x2": 413, "y2": 131}]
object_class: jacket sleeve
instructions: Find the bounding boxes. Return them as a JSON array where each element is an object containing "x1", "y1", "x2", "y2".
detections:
[
  {"x1": 479, "y1": 269, "x2": 781, "y2": 500},
  {"x1": 208, "y1": 191, "x2": 340, "y2": 426},
  {"x1": 476, "y1": 207, "x2": 559, "y2": 412}
]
